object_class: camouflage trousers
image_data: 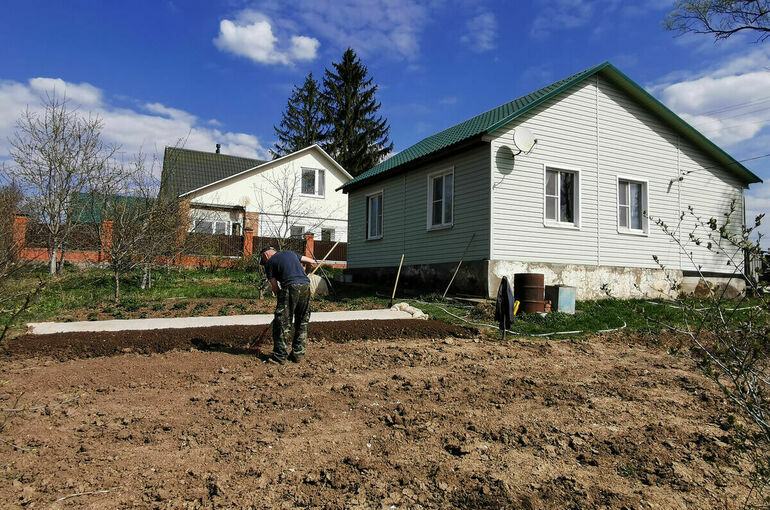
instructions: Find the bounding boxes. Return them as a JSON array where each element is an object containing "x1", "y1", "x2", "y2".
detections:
[{"x1": 272, "y1": 283, "x2": 311, "y2": 362}]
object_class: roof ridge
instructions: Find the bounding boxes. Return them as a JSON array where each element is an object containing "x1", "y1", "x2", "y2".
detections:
[{"x1": 164, "y1": 146, "x2": 264, "y2": 162}]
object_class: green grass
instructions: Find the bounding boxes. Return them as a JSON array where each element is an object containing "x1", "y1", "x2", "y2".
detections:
[
  {"x1": 402, "y1": 295, "x2": 766, "y2": 339},
  {"x1": 4, "y1": 264, "x2": 766, "y2": 341}
]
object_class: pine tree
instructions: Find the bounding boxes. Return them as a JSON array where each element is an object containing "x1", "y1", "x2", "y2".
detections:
[
  {"x1": 271, "y1": 73, "x2": 326, "y2": 159},
  {"x1": 322, "y1": 48, "x2": 393, "y2": 176}
]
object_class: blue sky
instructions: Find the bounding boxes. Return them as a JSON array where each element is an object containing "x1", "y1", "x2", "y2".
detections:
[{"x1": 1, "y1": 0, "x2": 769, "y2": 239}]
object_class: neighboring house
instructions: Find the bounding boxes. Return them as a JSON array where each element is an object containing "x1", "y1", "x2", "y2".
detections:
[
  {"x1": 339, "y1": 62, "x2": 762, "y2": 299},
  {"x1": 161, "y1": 144, "x2": 352, "y2": 243}
]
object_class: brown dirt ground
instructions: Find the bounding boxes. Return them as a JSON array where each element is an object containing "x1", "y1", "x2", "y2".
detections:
[{"x1": 0, "y1": 331, "x2": 752, "y2": 509}]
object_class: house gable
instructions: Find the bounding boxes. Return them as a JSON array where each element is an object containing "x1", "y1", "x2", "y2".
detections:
[
  {"x1": 181, "y1": 145, "x2": 352, "y2": 199},
  {"x1": 340, "y1": 62, "x2": 760, "y2": 193}
]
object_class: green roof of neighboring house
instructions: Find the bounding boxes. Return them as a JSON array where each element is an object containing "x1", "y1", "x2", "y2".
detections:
[
  {"x1": 161, "y1": 147, "x2": 265, "y2": 198},
  {"x1": 340, "y1": 62, "x2": 761, "y2": 191},
  {"x1": 70, "y1": 192, "x2": 152, "y2": 224}
]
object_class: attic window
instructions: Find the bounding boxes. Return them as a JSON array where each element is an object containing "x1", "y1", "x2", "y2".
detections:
[{"x1": 301, "y1": 168, "x2": 325, "y2": 197}]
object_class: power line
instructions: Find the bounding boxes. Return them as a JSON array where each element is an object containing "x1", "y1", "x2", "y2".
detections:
[{"x1": 695, "y1": 94, "x2": 770, "y2": 117}]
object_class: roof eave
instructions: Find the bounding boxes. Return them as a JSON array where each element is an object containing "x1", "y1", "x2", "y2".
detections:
[{"x1": 338, "y1": 136, "x2": 487, "y2": 193}]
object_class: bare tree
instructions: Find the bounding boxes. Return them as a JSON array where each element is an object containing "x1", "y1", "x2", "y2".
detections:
[
  {"x1": 650, "y1": 203, "x2": 769, "y2": 505},
  {"x1": 0, "y1": 183, "x2": 44, "y2": 344},
  {"x1": 665, "y1": 0, "x2": 770, "y2": 41},
  {"x1": 9, "y1": 94, "x2": 120, "y2": 275},
  {"x1": 252, "y1": 163, "x2": 341, "y2": 249},
  {"x1": 86, "y1": 153, "x2": 187, "y2": 302}
]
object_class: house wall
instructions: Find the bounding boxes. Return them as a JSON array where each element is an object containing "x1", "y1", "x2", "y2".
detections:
[
  {"x1": 487, "y1": 75, "x2": 747, "y2": 299},
  {"x1": 187, "y1": 148, "x2": 349, "y2": 242},
  {"x1": 346, "y1": 145, "x2": 491, "y2": 272}
]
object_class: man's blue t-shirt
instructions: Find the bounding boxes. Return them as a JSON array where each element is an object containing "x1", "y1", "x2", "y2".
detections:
[{"x1": 265, "y1": 251, "x2": 310, "y2": 286}]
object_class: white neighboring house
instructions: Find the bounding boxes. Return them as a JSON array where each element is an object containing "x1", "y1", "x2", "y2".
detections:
[
  {"x1": 161, "y1": 144, "x2": 351, "y2": 243},
  {"x1": 339, "y1": 62, "x2": 763, "y2": 299}
]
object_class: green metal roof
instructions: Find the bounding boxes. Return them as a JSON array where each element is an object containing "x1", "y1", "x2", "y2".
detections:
[
  {"x1": 340, "y1": 61, "x2": 761, "y2": 191},
  {"x1": 161, "y1": 147, "x2": 266, "y2": 198}
]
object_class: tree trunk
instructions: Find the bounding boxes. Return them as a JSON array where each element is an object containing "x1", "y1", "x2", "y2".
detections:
[
  {"x1": 57, "y1": 247, "x2": 66, "y2": 274},
  {"x1": 114, "y1": 270, "x2": 120, "y2": 303},
  {"x1": 49, "y1": 246, "x2": 57, "y2": 275}
]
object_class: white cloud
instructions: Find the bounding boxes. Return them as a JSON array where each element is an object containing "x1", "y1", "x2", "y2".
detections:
[
  {"x1": 214, "y1": 10, "x2": 319, "y2": 65},
  {"x1": 461, "y1": 11, "x2": 497, "y2": 52},
  {"x1": 28, "y1": 77, "x2": 103, "y2": 106},
  {"x1": 0, "y1": 77, "x2": 268, "y2": 171},
  {"x1": 257, "y1": 0, "x2": 432, "y2": 61},
  {"x1": 650, "y1": 49, "x2": 770, "y2": 146},
  {"x1": 530, "y1": 0, "x2": 670, "y2": 39},
  {"x1": 530, "y1": 0, "x2": 594, "y2": 39}
]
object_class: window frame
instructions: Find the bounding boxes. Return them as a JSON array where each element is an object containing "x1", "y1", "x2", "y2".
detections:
[
  {"x1": 616, "y1": 175, "x2": 649, "y2": 236},
  {"x1": 426, "y1": 167, "x2": 455, "y2": 231},
  {"x1": 299, "y1": 167, "x2": 326, "y2": 198},
  {"x1": 191, "y1": 218, "x2": 232, "y2": 235},
  {"x1": 321, "y1": 228, "x2": 335, "y2": 242},
  {"x1": 365, "y1": 190, "x2": 384, "y2": 241},
  {"x1": 542, "y1": 164, "x2": 581, "y2": 229}
]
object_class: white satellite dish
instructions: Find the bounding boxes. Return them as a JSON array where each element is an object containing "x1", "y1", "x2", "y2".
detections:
[{"x1": 512, "y1": 127, "x2": 537, "y2": 155}]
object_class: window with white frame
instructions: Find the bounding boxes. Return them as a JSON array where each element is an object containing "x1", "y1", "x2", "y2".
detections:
[
  {"x1": 192, "y1": 218, "x2": 231, "y2": 235},
  {"x1": 301, "y1": 168, "x2": 325, "y2": 197},
  {"x1": 366, "y1": 192, "x2": 383, "y2": 240},
  {"x1": 428, "y1": 169, "x2": 454, "y2": 228},
  {"x1": 545, "y1": 167, "x2": 579, "y2": 226},
  {"x1": 618, "y1": 178, "x2": 647, "y2": 232},
  {"x1": 290, "y1": 225, "x2": 305, "y2": 238},
  {"x1": 321, "y1": 228, "x2": 335, "y2": 242}
]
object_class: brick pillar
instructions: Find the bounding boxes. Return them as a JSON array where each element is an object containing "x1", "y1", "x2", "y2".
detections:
[
  {"x1": 100, "y1": 220, "x2": 114, "y2": 261},
  {"x1": 304, "y1": 233, "x2": 314, "y2": 260},
  {"x1": 13, "y1": 215, "x2": 28, "y2": 250},
  {"x1": 244, "y1": 212, "x2": 259, "y2": 232},
  {"x1": 243, "y1": 228, "x2": 254, "y2": 258}
]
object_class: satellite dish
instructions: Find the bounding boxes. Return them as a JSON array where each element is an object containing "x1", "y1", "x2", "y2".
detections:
[{"x1": 512, "y1": 127, "x2": 537, "y2": 155}]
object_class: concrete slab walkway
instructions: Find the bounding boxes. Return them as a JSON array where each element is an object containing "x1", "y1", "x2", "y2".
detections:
[{"x1": 26, "y1": 309, "x2": 416, "y2": 335}]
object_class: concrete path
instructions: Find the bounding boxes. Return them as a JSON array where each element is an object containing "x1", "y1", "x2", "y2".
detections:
[{"x1": 26, "y1": 309, "x2": 416, "y2": 335}]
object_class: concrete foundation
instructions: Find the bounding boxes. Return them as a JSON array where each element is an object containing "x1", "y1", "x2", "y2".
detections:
[
  {"x1": 680, "y1": 276, "x2": 746, "y2": 299},
  {"x1": 488, "y1": 260, "x2": 682, "y2": 300},
  {"x1": 347, "y1": 260, "x2": 747, "y2": 300}
]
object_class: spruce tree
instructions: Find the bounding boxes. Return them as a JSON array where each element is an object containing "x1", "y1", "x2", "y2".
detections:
[
  {"x1": 271, "y1": 73, "x2": 326, "y2": 159},
  {"x1": 322, "y1": 48, "x2": 393, "y2": 176}
]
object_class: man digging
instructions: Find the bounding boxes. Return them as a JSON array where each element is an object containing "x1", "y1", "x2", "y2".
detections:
[{"x1": 259, "y1": 246, "x2": 319, "y2": 365}]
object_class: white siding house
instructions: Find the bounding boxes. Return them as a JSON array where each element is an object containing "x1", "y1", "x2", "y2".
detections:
[
  {"x1": 162, "y1": 145, "x2": 352, "y2": 243},
  {"x1": 340, "y1": 63, "x2": 761, "y2": 299}
]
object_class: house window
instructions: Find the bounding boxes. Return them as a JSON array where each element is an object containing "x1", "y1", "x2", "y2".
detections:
[
  {"x1": 192, "y1": 220, "x2": 213, "y2": 234},
  {"x1": 427, "y1": 169, "x2": 454, "y2": 229},
  {"x1": 301, "y1": 168, "x2": 325, "y2": 197},
  {"x1": 545, "y1": 168, "x2": 579, "y2": 226},
  {"x1": 290, "y1": 225, "x2": 305, "y2": 238},
  {"x1": 618, "y1": 178, "x2": 647, "y2": 232},
  {"x1": 321, "y1": 228, "x2": 335, "y2": 242},
  {"x1": 366, "y1": 192, "x2": 383, "y2": 240},
  {"x1": 213, "y1": 221, "x2": 227, "y2": 235},
  {"x1": 232, "y1": 222, "x2": 242, "y2": 236}
]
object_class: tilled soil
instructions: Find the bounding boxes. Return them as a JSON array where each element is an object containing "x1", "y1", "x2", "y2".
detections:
[
  {"x1": 4, "y1": 320, "x2": 473, "y2": 360},
  {"x1": 0, "y1": 333, "x2": 750, "y2": 509}
]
